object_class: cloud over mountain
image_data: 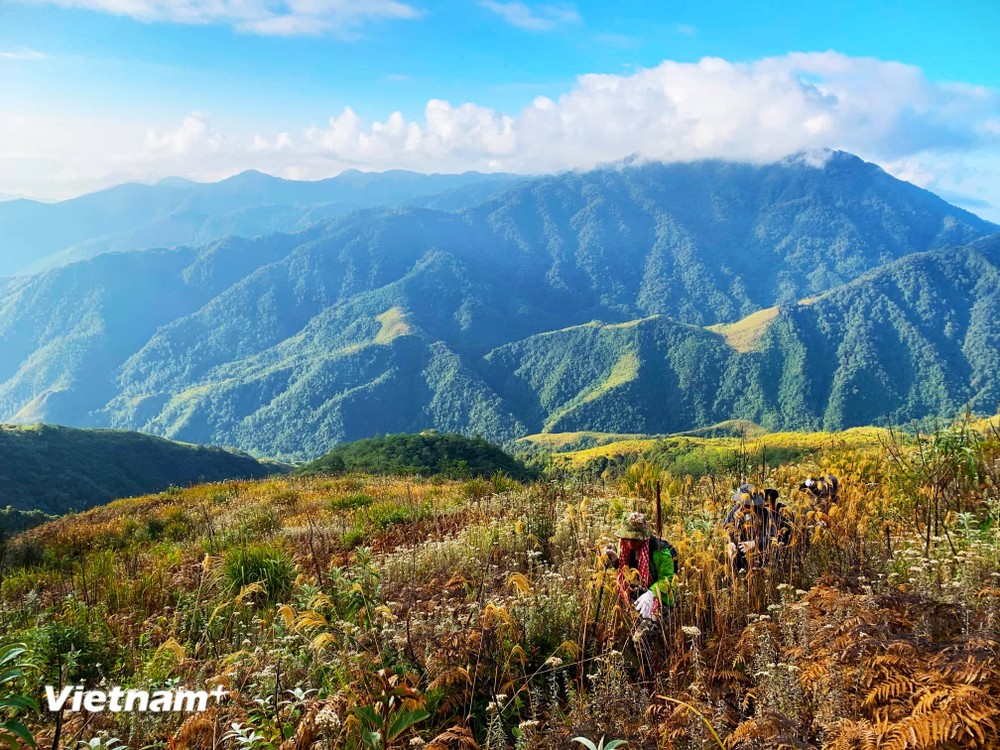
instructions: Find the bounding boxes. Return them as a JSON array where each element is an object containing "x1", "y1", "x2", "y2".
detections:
[
  {"x1": 2, "y1": 52, "x2": 998, "y2": 217},
  {"x1": 295, "y1": 53, "x2": 999, "y2": 173}
]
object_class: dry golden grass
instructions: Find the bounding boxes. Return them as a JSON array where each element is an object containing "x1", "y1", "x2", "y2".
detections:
[
  {"x1": 4, "y1": 420, "x2": 1000, "y2": 749},
  {"x1": 708, "y1": 306, "x2": 780, "y2": 352},
  {"x1": 549, "y1": 425, "x2": 889, "y2": 467}
]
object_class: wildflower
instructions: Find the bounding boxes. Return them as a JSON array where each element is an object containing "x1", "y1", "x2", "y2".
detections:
[
  {"x1": 315, "y1": 705, "x2": 341, "y2": 731},
  {"x1": 544, "y1": 656, "x2": 563, "y2": 668},
  {"x1": 681, "y1": 626, "x2": 701, "y2": 637},
  {"x1": 409, "y1": 738, "x2": 425, "y2": 747}
]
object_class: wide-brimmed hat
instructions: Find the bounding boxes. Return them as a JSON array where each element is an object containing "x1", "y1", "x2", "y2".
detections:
[
  {"x1": 732, "y1": 484, "x2": 764, "y2": 507},
  {"x1": 617, "y1": 511, "x2": 652, "y2": 539}
]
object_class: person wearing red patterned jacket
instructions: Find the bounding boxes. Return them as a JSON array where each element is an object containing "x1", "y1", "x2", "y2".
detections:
[{"x1": 610, "y1": 511, "x2": 678, "y2": 620}]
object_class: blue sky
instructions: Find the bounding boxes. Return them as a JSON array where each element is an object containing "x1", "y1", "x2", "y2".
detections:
[{"x1": 1, "y1": 0, "x2": 999, "y2": 218}]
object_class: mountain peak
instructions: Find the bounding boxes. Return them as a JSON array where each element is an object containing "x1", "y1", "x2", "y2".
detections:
[
  {"x1": 781, "y1": 147, "x2": 839, "y2": 168},
  {"x1": 156, "y1": 176, "x2": 198, "y2": 188},
  {"x1": 220, "y1": 169, "x2": 283, "y2": 187}
]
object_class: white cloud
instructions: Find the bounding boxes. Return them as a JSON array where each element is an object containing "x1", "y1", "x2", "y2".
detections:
[
  {"x1": 2, "y1": 52, "x2": 999, "y2": 219},
  {"x1": 479, "y1": 1, "x2": 581, "y2": 31},
  {"x1": 18, "y1": 0, "x2": 420, "y2": 36},
  {"x1": 0, "y1": 49, "x2": 51, "y2": 60},
  {"x1": 294, "y1": 52, "x2": 999, "y2": 176},
  {"x1": 145, "y1": 112, "x2": 227, "y2": 155}
]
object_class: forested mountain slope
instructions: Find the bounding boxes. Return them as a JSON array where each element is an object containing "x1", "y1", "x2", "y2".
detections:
[
  {"x1": 0, "y1": 423, "x2": 283, "y2": 514},
  {"x1": 0, "y1": 153, "x2": 995, "y2": 458}
]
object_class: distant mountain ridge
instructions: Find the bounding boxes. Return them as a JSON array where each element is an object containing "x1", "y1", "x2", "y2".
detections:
[
  {"x1": 0, "y1": 169, "x2": 526, "y2": 276},
  {"x1": 0, "y1": 153, "x2": 996, "y2": 459}
]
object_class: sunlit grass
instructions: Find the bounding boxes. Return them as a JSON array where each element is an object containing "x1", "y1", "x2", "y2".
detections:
[{"x1": 3, "y1": 419, "x2": 999, "y2": 749}]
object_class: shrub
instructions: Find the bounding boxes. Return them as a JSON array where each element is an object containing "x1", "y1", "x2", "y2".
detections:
[
  {"x1": 491, "y1": 471, "x2": 521, "y2": 494},
  {"x1": 273, "y1": 489, "x2": 300, "y2": 508},
  {"x1": 365, "y1": 502, "x2": 411, "y2": 530},
  {"x1": 163, "y1": 508, "x2": 194, "y2": 540},
  {"x1": 364, "y1": 501, "x2": 432, "y2": 530},
  {"x1": 223, "y1": 544, "x2": 295, "y2": 602},
  {"x1": 3, "y1": 538, "x2": 45, "y2": 569},
  {"x1": 233, "y1": 505, "x2": 281, "y2": 540},
  {"x1": 142, "y1": 517, "x2": 167, "y2": 542},
  {"x1": 326, "y1": 493, "x2": 375, "y2": 512},
  {"x1": 463, "y1": 478, "x2": 492, "y2": 502},
  {"x1": 340, "y1": 529, "x2": 366, "y2": 549}
]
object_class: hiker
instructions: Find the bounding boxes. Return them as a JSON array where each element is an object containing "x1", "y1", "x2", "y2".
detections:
[
  {"x1": 763, "y1": 488, "x2": 793, "y2": 546},
  {"x1": 798, "y1": 474, "x2": 839, "y2": 513},
  {"x1": 606, "y1": 511, "x2": 678, "y2": 621},
  {"x1": 724, "y1": 485, "x2": 787, "y2": 573}
]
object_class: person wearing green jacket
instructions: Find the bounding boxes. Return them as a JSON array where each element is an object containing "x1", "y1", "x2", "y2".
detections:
[{"x1": 612, "y1": 511, "x2": 678, "y2": 620}]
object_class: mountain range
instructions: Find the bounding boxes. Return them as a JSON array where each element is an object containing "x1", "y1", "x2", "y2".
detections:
[
  {"x1": 0, "y1": 169, "x2": 524, "y2": 276},
  {"x1": 0, "y1": 151, "x2": 996, "y2": 460}
]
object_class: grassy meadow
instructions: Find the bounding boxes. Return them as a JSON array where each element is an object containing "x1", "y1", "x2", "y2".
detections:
[{"x1": 1, "y1": 421, "x2": 1000, "y2": 749}]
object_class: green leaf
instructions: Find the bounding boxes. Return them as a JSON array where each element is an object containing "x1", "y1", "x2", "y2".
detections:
[
  {"x1": 0, "y1": 695, "x2": 38, "y2": 712},
  {"x1": 0, "y1": 646, "x2": 27, "y2": 669},
  {"x1": 353, "y1": 705, "x2": 381, "y2": 728},
  {"x1": 572, "y1": 739, "x2": 599, "y2": 750},
  {"x1": 386, "y1": 708, "x2": 430, "y2": 742},
  {"x1": 0, "y1": 721, "x2": 37, "y2": 750},
  {"x1": 604, "y1": 741, "x2": 628, "y2": 750}
]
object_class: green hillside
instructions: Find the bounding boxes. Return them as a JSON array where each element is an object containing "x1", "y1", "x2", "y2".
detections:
[
  {"x1": 0, "y1": 155, "x2": 996, "y2": 458},
  {"x1": 0, "y1": 424, "x2": 285, "y2": 514},
  {"x1": 299, "y1": 432, "x2": 535, "y2": 480},
  {"x1": 0, "y1": 506, "x2": 55, "y2": 536},
  {"x1": 486, "y1": 235, "x2": 1000, "y2": 435}
]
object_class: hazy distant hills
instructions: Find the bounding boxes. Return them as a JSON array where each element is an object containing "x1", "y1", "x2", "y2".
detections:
[
  {"x1": 0, "y1": 152, "x2": 996, "y2": 459},
  {"x1": 0, "y1": 169, "x2": 525, "y2": 276}
]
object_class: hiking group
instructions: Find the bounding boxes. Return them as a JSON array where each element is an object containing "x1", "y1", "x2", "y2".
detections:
[{"x1": 606, "y1": 474, "x2": 840, "y2": 630}]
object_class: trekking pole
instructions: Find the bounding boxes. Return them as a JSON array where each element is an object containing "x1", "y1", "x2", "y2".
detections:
[
  {"x1": 586, "y1": 568, "x2": 605, "y2": 668},
  {"x1": 655, "y1": 481, "x2": 662, "y2": 539}
]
